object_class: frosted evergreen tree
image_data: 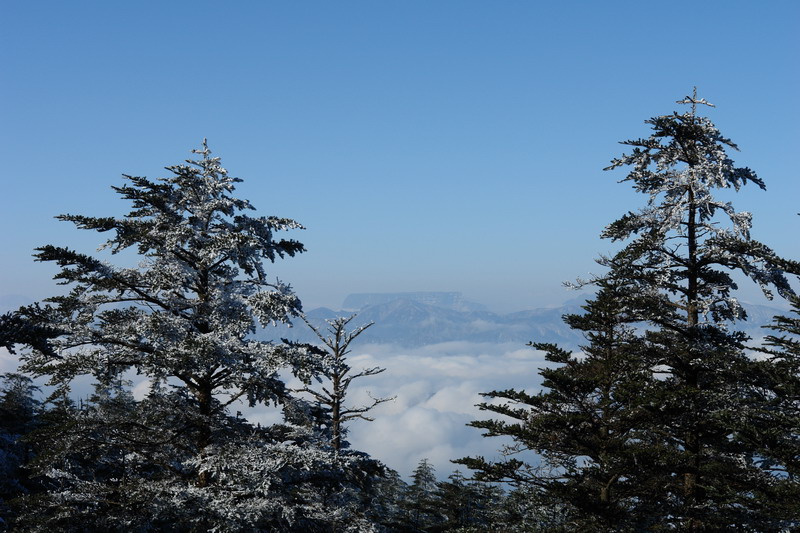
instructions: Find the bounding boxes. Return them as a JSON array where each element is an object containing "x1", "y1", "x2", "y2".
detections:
[
  {"x1": 458, "y1": 267, "x2": 657, "y2": 531},
  {"x1": 402, "y1": 458, "x2": 443, "y2": 532},
  {"x1": 460, "y1": 91, "x2": 799, "y2": 530},
  {"x1": 12, "y1": 143, "x2": 383, "y2": 532},
  {"x1": 297, "y1": 315, "x2": 393, "y2": 452},
  {"x1": 434, "y1": 470, "x2": 505, "y2": 531},
  {"x1": 362, "y1": 467, "x2": 409, "y2": 532},
  {"x1": 598, "y1": 89, "x2": 798, "y2": 528},
  {"x1": 20, "y1": 139, "x2": 308, "y2": 470}
]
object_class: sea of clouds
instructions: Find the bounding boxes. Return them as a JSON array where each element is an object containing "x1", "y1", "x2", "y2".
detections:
[
  {"x1": 4, "y1": 336, "x2": 777, "y2": 480},
  {"x1": 281, "y1": 341, "x2": 554, "y2": 480},
  {"x1": 2, "y1": 341, "x2": 557, "y2": 480}
]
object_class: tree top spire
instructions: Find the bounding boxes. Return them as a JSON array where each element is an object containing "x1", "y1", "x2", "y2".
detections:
[
  {"x1": 192, "y1": 137, "x2": 211, "y2": 158},
  {"x1": 676, "y1": 86, "x2": 715, "y2": 115}
]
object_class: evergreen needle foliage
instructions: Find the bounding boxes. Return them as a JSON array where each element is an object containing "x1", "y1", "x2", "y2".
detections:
[
  {"x1": 459, "y1": 90, "x2": 800, "y2": 531},
  {"x1": 298, "y1": 315, "x2": 394, "y2": 453},
  {"x1": 7, "y1": 143, "x2": 387, "y2": 532}
]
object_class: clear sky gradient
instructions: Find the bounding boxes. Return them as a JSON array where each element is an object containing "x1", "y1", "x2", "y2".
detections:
[{"x1": 2, "y1": 1, "x2": 798, "y2": 313}]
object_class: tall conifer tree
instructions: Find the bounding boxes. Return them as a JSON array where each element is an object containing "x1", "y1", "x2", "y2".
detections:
[
  {"x1": 458, "y1": 266, "x2": 656, "y2": 531},
  {"x1": 13, "y1": 143, "x2": 383, "y2": 532},
  {"x1": 297, "y1": 315, "x2": 393, "y2": 452},
  {"x1": 460, "y1": 91, "x2": 799, "y2": 530},
  {"x1": 600, "y1": 89, "x2": 796, "y2": 528}
]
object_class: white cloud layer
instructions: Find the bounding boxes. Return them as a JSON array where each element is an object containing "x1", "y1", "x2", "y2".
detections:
[
  {"x1": 0, "y1": 347, "x2": 20, "y2": 375},
  {"x1": 3, "y1": 341, "x2": 553, "y2": 481},
  {"x1": 250, "y1": 341, "x2": 553, "y2": 480}
]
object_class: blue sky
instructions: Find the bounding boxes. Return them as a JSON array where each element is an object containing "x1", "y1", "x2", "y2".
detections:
[{"x1": 2, "y1": 1, "x2": 798, "y2": 313}]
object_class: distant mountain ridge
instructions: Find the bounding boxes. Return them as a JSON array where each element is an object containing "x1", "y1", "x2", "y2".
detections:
[
  {"x1": 256, "y1": 292, "x2": 789, "y2": 349},
  {"x1": 342, "y1": 292, "x2": 487, "y2": 313}
]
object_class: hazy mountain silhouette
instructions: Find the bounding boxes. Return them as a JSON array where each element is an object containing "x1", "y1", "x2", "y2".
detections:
[
  {"x1": 262, "y1": 293, "x2": 586, "y2": 348},
  {"x1": 257, "y1": 292, "x2": 787, "y2": 349}
]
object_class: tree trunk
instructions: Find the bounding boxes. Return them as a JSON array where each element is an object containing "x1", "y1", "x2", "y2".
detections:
[
  {"x1": 683, "y1": 183, "x2": 703, "y2": 530},
  {"x1": 196, "y1": 380, "x2": 213, "y2": 487},
  {"x1": 331, "y1": 372, "x2": 341, "y2": 452}
]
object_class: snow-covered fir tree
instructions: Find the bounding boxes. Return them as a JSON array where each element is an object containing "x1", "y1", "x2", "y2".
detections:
[
  {"x1": 297, "y1": 315, "x2": 393, "y2": 452},
  {"x1": 402, "y1": 458, "x2": 443, "y2": 532},
  {"x1": 435, "y1": 470, "x2": 504, "y2": 531},
  {"x1": 460, "y1": 91, "x2": 800, "y2": 530},
  {"x1": 458, "y1": 267, "x2": 658, "y2": 531},
  {"x1": 599, "y1": 89, "x2": 798, "y2": 529},
  {"x1": 11, "y1": 143, "x2": 387, "y2": 532}
]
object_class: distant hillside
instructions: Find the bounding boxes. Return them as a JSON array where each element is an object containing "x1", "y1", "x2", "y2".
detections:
[
  {"x1": 257, "y1": 293, "x2": 788, "y2": 349},
  {"x1": 260, "y1": 293, "x2": 587, "y2": 348}
]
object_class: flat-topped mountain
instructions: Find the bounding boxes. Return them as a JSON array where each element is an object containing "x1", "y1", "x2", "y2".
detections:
[{"x1": 341, "y1": 292, "x2": 487, "y2": 312}]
